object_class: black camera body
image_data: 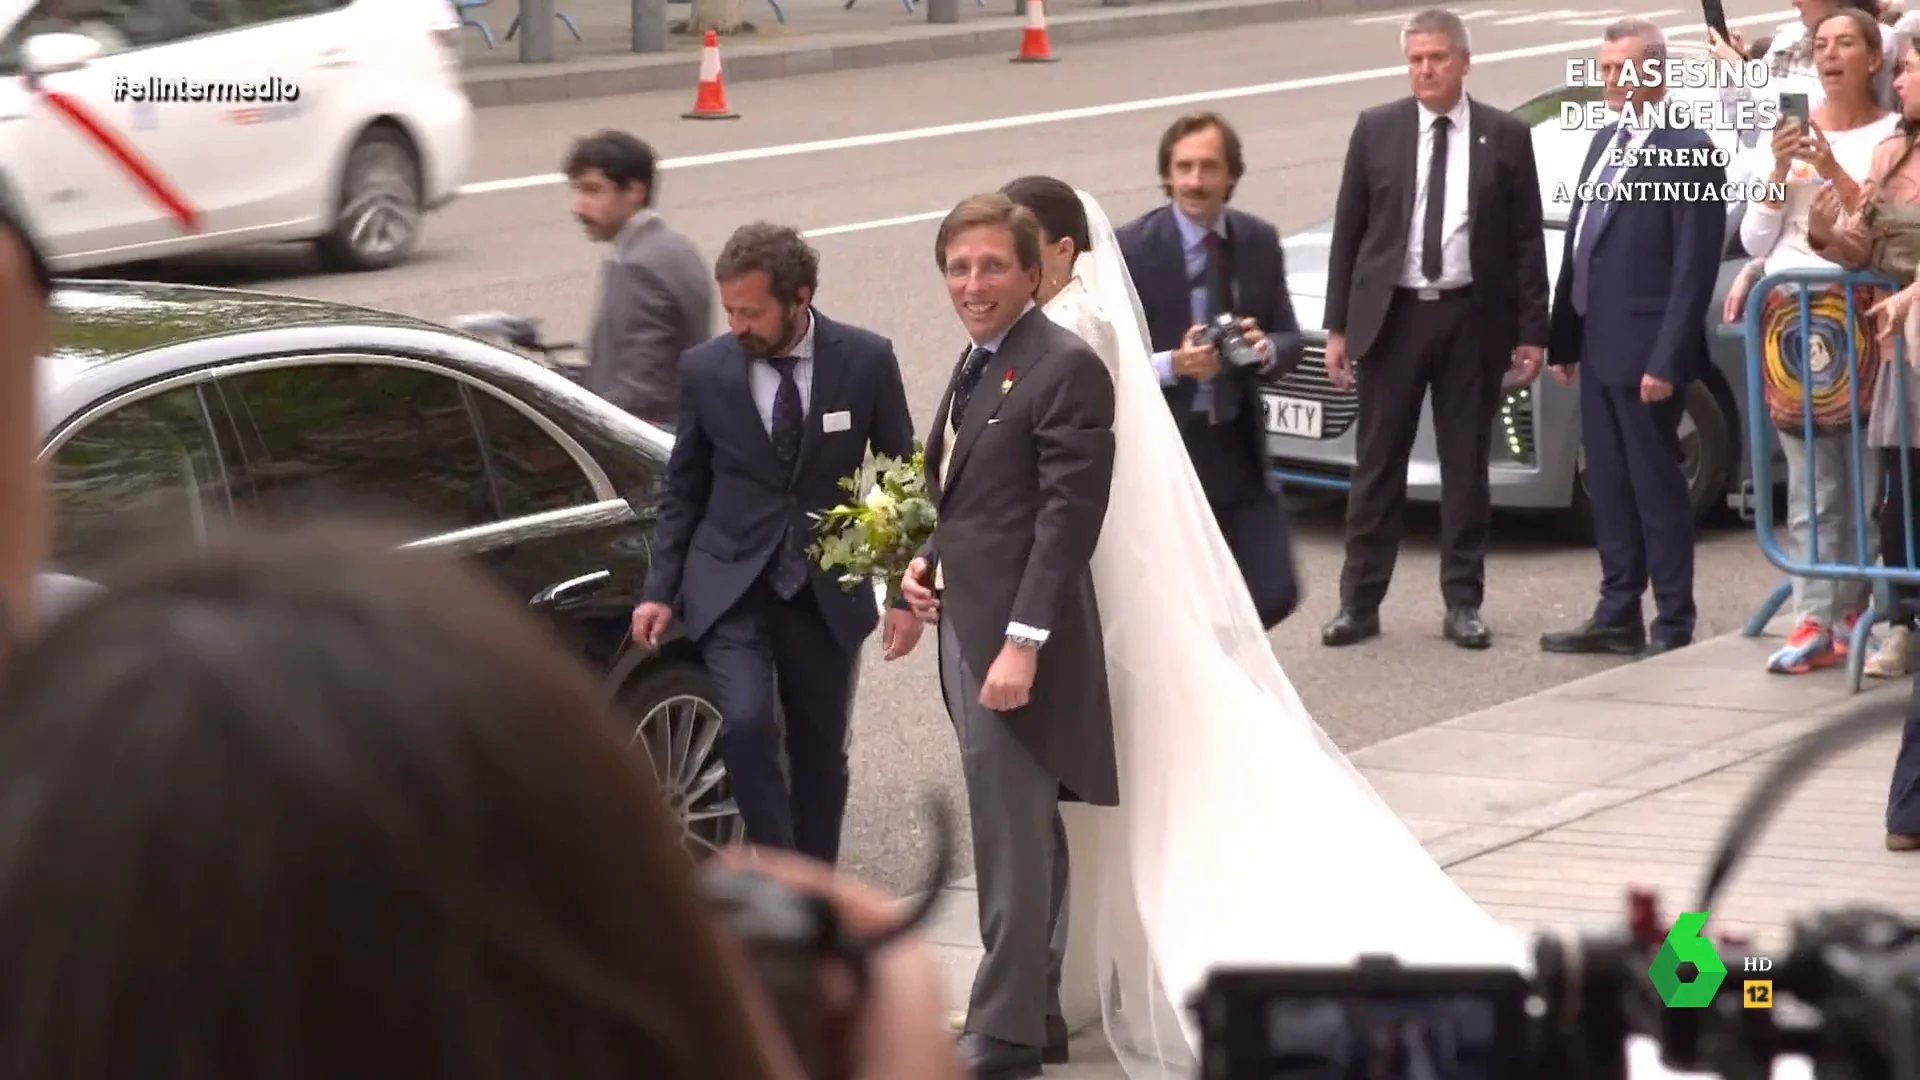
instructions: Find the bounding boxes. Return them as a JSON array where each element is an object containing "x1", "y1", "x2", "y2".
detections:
[{"x1": 1205, "y1": 311, "x2": 1266, "y2": 372}]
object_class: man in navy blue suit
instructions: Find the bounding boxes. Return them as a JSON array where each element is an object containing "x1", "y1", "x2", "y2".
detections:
[
  {"x1": 1541, "y1": 17, "x2": 1725, "y2": 658},
  {"x1": 632, "y1": 223, "x2": 922, "y2": 864}
]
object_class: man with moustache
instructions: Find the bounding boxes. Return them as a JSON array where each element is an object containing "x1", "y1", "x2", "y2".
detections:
[
  {"x1": 561, "y1": 130, "x2": 713, "y2": 429},
  {"x1": 1116, "y1": 111, "x2": 1304, "y2": 629},
  {"x1": 634, "y1": 223, "x2": 922, "y2": 865},
  {"x1": 1320, "y1": 7, "x2": 1551, "y2": 650},
  {"x1": 901, "y1": 194, "x2": 1116, "y2": 1080},
  {"x1": 1541, "y1": 18, "x2": 1722, "y2": 658}
]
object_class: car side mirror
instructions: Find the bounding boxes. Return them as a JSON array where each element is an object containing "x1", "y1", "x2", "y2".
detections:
[{"x1": 22, "y1": 33, "x2": 103, "y2": 76}]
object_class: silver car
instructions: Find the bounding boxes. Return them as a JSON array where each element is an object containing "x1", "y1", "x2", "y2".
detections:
[{"x1": 1263, "y1": 41, "x2": 1778, "y2": 539}]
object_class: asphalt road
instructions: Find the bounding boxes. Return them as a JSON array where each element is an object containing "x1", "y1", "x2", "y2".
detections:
[{"x1": 123, "y1": 0, "x2": 1804, "y2": 892}]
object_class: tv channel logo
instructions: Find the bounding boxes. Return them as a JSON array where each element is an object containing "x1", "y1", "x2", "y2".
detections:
[{"x1": 1648, "y1": 912, "x2": 1728, "y2": 1008}]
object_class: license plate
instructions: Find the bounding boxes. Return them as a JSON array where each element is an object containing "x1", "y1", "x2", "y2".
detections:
[{"x1": 1261, "y1": 394, "x2": 1324, "y2": 439}]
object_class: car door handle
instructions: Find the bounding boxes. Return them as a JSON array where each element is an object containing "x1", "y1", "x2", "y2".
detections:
[
  {"x1": 530, "y1": 569, "x2": 612, "y2": 611},
  {"x1": 316, "y1": 49, "x2": 355, "y2": 68}
]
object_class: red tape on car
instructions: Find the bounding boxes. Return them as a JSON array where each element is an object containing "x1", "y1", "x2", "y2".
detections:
[{"x1": 34, "y1": 87, "x2": 200, "y2": 233}]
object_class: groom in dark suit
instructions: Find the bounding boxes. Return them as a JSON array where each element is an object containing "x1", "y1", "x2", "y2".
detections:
[
  {"x1": 633, "y1": 222, "x2": 922, "y2": 865},
  {"x1": 1116, "y1": 112, "x2": 1303, "y2": 630},
  {"x1": 902, "y1": 193, "x2": 1117, "y2": 1080}
]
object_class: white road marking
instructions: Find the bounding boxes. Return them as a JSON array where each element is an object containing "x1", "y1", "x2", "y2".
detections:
[
  {"x1": 1561, "y1": 5, "x2": 1678, "y2": 21},
  {"x1": 456, "y1": 7, "x2": 1792, "y2": 200},
  {"x1": 801, "y1": 209, "x2": 946, "y2": 238},
  {"x1": 1495, "y1": 8, "x2": 1601, "y2": 23}
]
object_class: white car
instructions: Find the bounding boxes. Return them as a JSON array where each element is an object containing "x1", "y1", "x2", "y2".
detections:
[{"x1": 0, "y1": 0, "x2": 473, "y2": 272}]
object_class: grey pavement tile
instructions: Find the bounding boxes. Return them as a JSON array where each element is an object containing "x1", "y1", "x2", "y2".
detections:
[
  {"x1": 1519, "y1": 833, "x2": 1919, "y2": 878},
  {"x1": 1543, "y1": 662, "x2": 1867, "y2": 715},
  {"x1": 1402, "y1": 817, "x2": 1473, "y2": 843},
  {"x1": 1351, "y1": 767, "x2": 1588, "y2": 825},
  {"x1": 1439, "y1": 698, "x2": 1786, "y2": 747},
  {"x1": 1427, "y1": 825, "x2": 1538, "y2": 866},
  {"x1": 1350, "y1": 727, "x2": 1687, "y2": 786}
]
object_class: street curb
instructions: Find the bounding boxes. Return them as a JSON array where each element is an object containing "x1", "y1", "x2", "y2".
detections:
[{"x1": 464, "y1": 0, "x2": 1418, "y2": 107}]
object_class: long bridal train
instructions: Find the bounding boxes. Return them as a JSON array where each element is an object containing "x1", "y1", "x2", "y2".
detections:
[{"x1": 1049, "y1": 190, "x2": 1530, "y2": 1079}]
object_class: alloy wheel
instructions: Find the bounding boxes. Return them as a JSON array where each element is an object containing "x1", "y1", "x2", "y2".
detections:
[
  {"x1": 340, "y1": 141, "x2": 420, "y2": 264},
  {"x1": 629, "y1": 693, "x2": 744, "y2": 858}
]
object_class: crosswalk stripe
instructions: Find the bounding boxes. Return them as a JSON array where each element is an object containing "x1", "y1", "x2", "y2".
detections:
[
  {"x1": 1494, "y1": 9, "x2": 1599, "y2": 24},
  {"x1": 1560, "y1": 5, "x2": 1680, "y2": 21}
]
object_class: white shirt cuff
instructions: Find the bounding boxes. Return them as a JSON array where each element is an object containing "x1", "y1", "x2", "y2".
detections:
[
  {"x1": 1151, "y1": 350, "x2": 1176, "y2": 386},
  {"x1": 1007, "y1": 622, "x2": 1050, "y2": 644}
]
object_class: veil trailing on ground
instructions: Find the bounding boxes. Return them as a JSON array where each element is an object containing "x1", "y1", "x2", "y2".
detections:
[{"x1": 1069, "y1": 190, "x2": 1529, "y2": 1079}]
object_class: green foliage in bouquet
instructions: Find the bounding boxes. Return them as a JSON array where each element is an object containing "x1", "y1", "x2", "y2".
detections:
[{"x1": 809, "y1": 444, "x2": 937, "y2": 601}]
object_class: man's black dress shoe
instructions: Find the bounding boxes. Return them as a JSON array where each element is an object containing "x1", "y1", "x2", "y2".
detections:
[
  {"x1": 1443, "y1": 607, "x2": 1491, "y2": 649},
  {"x1": 955, "y1": 1032, "x2": 1043, "y2": 1080},
  {"x1": 1540, "y1": 619, "x2": 1646, "y2": 655},
  {"x1": 1636, "y1": 638, "x2": 1690, "y2": 660},
  {"x1": 1044, "y1": 1015, "x2": 1069, "y2": 1064},
  {"x1": 1321, "y1": 609, "x2": 1381, "y2": 646}
]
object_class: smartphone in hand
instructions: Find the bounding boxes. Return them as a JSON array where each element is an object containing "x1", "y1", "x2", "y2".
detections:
[{"x1": 1780, "y1": 91, "x2": 1812, "y2": 127}]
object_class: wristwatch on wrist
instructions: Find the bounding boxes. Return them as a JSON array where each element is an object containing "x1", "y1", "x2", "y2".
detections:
[{"x1": 1006, "y1": 632, "x2": 1042, "y2": 651}]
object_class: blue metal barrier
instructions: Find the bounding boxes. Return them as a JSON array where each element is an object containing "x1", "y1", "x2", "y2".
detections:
[{"x1": 1739, "y1": 267, "x2": 1915, "y2": 692}]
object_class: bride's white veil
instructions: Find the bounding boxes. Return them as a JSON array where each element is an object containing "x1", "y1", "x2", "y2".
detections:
[{"x1": 1069, "y1": 190, "x2": 1526, "y2": 1078}]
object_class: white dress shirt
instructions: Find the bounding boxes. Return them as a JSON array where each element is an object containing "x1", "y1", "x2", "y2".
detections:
[
  {"x1": 1400, "y1": 94, "x2": 1474, "y2": 290},
  {"x1": 746, "y1": 309, "x2": 815, "y2": 433}
]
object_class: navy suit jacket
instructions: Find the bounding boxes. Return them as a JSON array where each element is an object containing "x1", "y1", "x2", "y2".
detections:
[
  {"x1": 1115, "y1": 204, "x2": 1303, "y2": 492},
  {"x1": 1548, "y1": 125, "x2": 1725, "y2": 388},
  {"x1": 640, "y1": 311, "x2": 916, "y2": 655}
]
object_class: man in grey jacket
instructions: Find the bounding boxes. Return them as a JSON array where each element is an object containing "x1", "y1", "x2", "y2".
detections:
[{"x1": 565, "y1": 131, "x2": 714, "y2": 429}]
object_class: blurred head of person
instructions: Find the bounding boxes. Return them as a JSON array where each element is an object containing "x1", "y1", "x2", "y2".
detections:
[
  {"x1": 715, "y1": 223, "x2": 818, "y2": 359},
  {"x1": 565, "y1": 130, "x2": 657, "y2": 243},
  {"x1": 1401, "y1": 7, "x2": 1472, "y2": 113},
  {"x1": 1815, "y1": 7, "x2": 1886, "y2": 107},
  {"x1": 1795, "y1": 0, "x2": 1845, "y2": 30},
  {"x1": 1598, "y1": 17, "x2": 1668, "y2": 112},
  {"x1": 1156, "y1": 111, "x2": 1243, "y2": 226},
  {"x1": 1898, "y1": 37, "x2": 1920, "y2": 122},
  {"x1": 998, "y1": 175, "x2": 1092, "y2": 305},
  {"x1": 0, "y1": 522, "x2": 789, "y2": 1080}
]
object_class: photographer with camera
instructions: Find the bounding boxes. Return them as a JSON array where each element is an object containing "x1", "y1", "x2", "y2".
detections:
[{"x1": 1116, "y1": 111, "x2": 1304, "y2": 630}]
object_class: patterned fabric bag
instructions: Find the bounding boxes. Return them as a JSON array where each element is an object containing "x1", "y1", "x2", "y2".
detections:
[{"x1": 1758, "y1": 283, "x2": 1884, "y2": 435}]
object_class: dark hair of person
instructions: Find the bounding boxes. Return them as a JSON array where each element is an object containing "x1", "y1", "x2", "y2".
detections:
[
  {"x1": 1156, "y1": 111, "x2": 1246, "y2": 200},
  {"x1": 562, "y1": 130, "x2": 658, "y2": 207},
  {"x1": 0, "y1": 522, "x2": 779, "y2": 1080},
  {"x1": 998, "y1": 176, "x2": 1092, "y2": 256},
  {"x1": 714, "y1": 222, "x2": 821, "y2": 306},
  {"x1": 933, "y1": 193, "x2": 1044, "y2": 272}
]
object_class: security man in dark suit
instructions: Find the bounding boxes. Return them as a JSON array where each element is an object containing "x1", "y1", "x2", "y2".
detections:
[
  {"x1": 1542, "y1": 17, "x2": 1723, "y2": 657},
  {"x1": 1320, "y1": 7, "x2": 1551, "y2": 651},
  {"x1": 1116, "y1": 111, "x2": 1304, "y2": 629}
]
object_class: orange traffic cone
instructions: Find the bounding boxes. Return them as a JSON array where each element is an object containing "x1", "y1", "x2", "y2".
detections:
[
  {"x1": 1011, "y1": 0, "x2": 1059, "y2": 63},
  {"x1": 683, "y1": 30, "x2": 740, "y2": 120}
]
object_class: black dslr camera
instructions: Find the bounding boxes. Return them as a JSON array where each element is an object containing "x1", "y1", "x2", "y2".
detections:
[{"x1": 1205, "y1": 311, "x2": 1267, "y2": 371}]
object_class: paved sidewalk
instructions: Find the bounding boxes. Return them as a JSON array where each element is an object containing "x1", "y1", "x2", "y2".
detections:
[
  {"x1": 457, "y1": 0, "x2": 1408, "y2": 105},
  {"x1": 915, "y1": 624, "x2": 1918, "y2": 1075}
]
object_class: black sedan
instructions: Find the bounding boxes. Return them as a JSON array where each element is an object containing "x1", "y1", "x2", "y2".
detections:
[{"x1": 37, "y1": 279, "x2": 743, "y2": 854}]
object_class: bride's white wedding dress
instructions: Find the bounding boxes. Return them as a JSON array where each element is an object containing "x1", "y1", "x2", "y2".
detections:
[{"x1": 1041, "y1": 191, "x2": 1530, "y2": 1078}]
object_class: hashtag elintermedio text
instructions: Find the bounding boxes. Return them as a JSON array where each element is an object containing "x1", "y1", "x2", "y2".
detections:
[{"x1": 112, "y1": 76, "x2": 301, "y2": 104}]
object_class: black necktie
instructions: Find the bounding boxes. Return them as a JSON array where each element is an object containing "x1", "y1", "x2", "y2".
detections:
[
  {"x1": 950, "y1": 345, "x2": 993, "y2": 429},
  {"x1": 765, "y1": 355, "x2": 808, "y2": 600},
  {"x1": 1423, "y1": 115, "x2": 1450, "y2": 284},
  {"x1": 1203, "y1": 229, "x2": 1231, "y2": 320}
]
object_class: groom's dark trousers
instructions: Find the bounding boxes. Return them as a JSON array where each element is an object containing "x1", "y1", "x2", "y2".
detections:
[
  {"x1": 641, "y1": 310, "x2": 916, "y2": 863},
  {"x1": 1116, "y1": 204, "x2": 1303, "y2": 629}
]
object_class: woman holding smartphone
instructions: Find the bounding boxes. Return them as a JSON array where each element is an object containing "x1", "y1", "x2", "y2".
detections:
[{"x1": 1725, "y1": 6, "x2": 1899, "y2": 675}]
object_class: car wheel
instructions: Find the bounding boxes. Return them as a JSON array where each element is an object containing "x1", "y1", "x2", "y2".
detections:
[
  {"x1": 317, "y1": 126, "x2": 421, "y2": 272},
  {"x1": 616, "y1": 658, "x2": 745, "y2": 859},
  {"x1": 1561, "y1": 381, "x2": 1733, "y2": 542}
]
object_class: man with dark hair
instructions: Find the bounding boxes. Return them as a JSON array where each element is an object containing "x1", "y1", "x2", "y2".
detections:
[
  {"x1": 561, "y1": 130, "x2": 713, "y2": 428},
  {"x1": 1321, "y1": 7, "x2": 1551, "y2": 651},
  {"x1": 1115, "y1": 111, "x2": 1304, "y2": 630},
  {"x1": 633, "y1": 222, "x2": 920, "y2": 866}
]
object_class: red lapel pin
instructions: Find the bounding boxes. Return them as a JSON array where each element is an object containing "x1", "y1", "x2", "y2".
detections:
[{"x1": 1000, "y1": 368, "x2": 1015, "y2": 393}]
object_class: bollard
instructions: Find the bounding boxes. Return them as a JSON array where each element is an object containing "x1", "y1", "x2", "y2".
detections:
[
  {"x1": 633, "y1": 0, "x2": 668, "y2": 52},
  {"x1": 518, "y1": 0, "x2": 556, "y2": 61},
  {"x1": 926, "y1": 0, "x2": 958, "y2": 22}
]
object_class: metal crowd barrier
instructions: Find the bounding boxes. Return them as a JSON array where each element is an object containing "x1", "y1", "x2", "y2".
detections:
[{"x1": 1739, "y1": 267, "x2": 1916, "y2": 693}]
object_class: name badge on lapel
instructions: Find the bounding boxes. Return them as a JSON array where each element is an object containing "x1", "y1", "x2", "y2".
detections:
[{"x1": 821, "y1": 410, "x2": 851, "y2": 433}]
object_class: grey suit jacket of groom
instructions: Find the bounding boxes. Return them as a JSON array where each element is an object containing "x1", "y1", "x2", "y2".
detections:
[{"x1": 581, "y1": 211, "x2": 715, "y2": 428}]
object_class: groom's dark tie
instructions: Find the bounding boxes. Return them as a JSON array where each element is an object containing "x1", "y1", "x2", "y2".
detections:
[
  {"x1": 950, "y1": 344, "x2": 994, "y2": 429},
  {"x1": 765, "y1": 355, "x2": 809, "y2": 600}
]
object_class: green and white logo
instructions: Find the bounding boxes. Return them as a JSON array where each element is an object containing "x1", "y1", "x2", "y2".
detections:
[{"x1": 1648, "y1": 911, "x2": 1727, "y2": 1008}]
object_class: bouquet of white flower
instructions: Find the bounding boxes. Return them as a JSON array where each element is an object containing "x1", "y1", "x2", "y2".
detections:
[{"x1": 809, "y1": 444, "x2": 937, "y2": 603}]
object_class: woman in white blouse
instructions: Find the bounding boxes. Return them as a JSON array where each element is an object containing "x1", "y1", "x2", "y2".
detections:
[{"x1": 1726, "y1": 6, "x2": 1899, "y2": 674}]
